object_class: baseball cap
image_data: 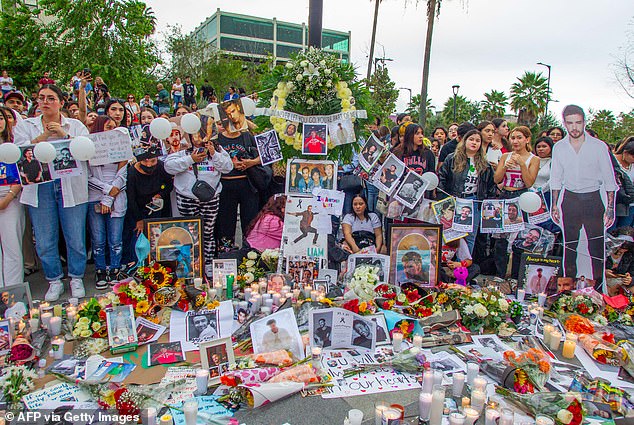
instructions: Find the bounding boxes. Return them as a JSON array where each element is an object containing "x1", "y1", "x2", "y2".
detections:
[{"x1": 4, "y1": 91, "x2": 24, "y2": 103}]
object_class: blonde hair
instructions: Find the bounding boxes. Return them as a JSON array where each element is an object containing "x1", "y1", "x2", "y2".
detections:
[{"x1": 510, "y1": 126, "x2": 532, "y2": 152}]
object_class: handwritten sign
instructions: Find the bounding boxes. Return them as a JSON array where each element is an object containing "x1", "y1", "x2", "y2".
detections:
[
  {"x1": 88, "y1": 128, "x2": 134, "y2": 166},
  {"x1": 22, "y1": 382, "x2": 91, "y2": 409},
  {"x1": 312, "y1": 188, "x2": 345, "y2": 216}
]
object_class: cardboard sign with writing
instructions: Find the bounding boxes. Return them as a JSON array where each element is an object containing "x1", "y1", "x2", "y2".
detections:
[{"x1": 89, "y1": 128, "x2": 134, "y2": 166}]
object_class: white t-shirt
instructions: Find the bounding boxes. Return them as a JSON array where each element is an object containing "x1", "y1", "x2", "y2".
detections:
[
  {"x1": 463, "y1": 157, "x2": 479, "y2": 195},
  {"x1": 0, "y1": 76, "x2": 13, "y2": 90},
  {"x1": 342, "y1": 212, "x2": 381, "y2": 233},
  {"x1": 172, "y1": 83, "x2": 183, "y2": 96}
]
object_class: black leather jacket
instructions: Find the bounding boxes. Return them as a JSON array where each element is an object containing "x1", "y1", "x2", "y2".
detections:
[{"x1": 438, "y1": 153, "x2": 496, "y2": 200}]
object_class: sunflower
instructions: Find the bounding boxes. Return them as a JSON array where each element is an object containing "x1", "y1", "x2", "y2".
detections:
[
  {"x1": 149, "y1": 267, "x2": 172, "y2": 288},
  {"x1": 135, "y1": 300, "x2": 150, "y2": 315}
]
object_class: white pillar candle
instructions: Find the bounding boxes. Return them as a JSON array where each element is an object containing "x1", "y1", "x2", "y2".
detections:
[
  {"x1": 516, "y1": 288, "x2": 525, "y2": 302},
  {"x1": 471, "y1": 389, "x2": 486, "y2": 413},
  {"x1": 264, "y1": 298, "x2": 274, "y2": 309},
  {"x1": 208, "y1": 288, "x2": 217, "y2": 300},
  {"x1": 542, "y1": 324, "x2": 554, "y2": 346},
  {"x1": 183, "y1": 399, "x2": 198, "y2": 425},
  {"x1": 428, "y1": 385, "x2": 445, "y2": 425},
  {"x1": 549, "y1": 331, "x2": 562, "y2": 351},
  {"x1": 566, "y1": 332, "x2": 578, "y2": 342},
  {"x1": 529, "y1": 307, "x2": 539, "y2": 325},
  {"x1": 142, "y1": 407, "x2": 157, "y2": 425},
  {"x1": 193, "y1": 277, "x2": 203, "y2": 289},
  {"x1": 259, "y1": 280, "x2": 267, "y2": 294},
  {"x1": 196, "y1": 369, "x2": 209, "y2": 395},
  {"x1": 499, "y1": 408, "x2": 514, "y2": 425},
  {"x1": 562, "y1": 339, "x2": 577, "y2": 359},
  {"x1": 41, "y1": 312, "x2": 53, "y2": 329},
  {"x1": 29, "y1": 318, "x2": 39, "y2": 331},
  {"x1": 463, "y1": 407, "x2": 479, "y2": 425},
  {"x1": 392, "y1": 332, "x2": 403, "y2": 353},
  {"x1": 374, "y1": 402, "x2": 388, "y2": 425},
  {"x1": 52, "y1": 337, "x2": 65, "y2": 360},
  {"x1": 485, "y1": 407, "x2": 500, "y2": 425},
  {"x1": 473, "y1": 375, "x2": 487, "y2": 392},
  {"x1": 243, "y1": 287, "x2": 252, "y2": 300},
  {"x1": 535, "y1": 415, "x2": 555, "y2": 425},
  {"x1": 433, "y1": 370, "x2": 443, "y2": 387},
  {"x1": 418, "y1": 391, "x2": 433, "y2": 421},
  {"x1": 272, "y1": 293, "x2": 281, "y2": 306},
  {"x1": 422, "y1": 369, "x2": 434, "y2": 393},
  {"x1": 304, "y1": 285, "x2": 312, "y2": 298},
  {"x1": 537, "y1": 292, "x2": 547, "y2": 307},
  {"x1": 251, "y1": 283, "x2": 259, "y2": 293},
  {"x1": 292, "y1": 289, "x2": 301, "y2": 301},
  {"x1": 48, "y1": 316, "x2": 62, "y2": 336},
  {"x1": 260, "y1": 306, "x2": 271, "y2": 315},
  {"x1": 452, "y1": 372, "x2": 465, "y2": 397},
  {"x1": 347, "y1": 409, "x2": 363, "y2": 425},
  {"x1": 262, "y1": 293, "x2": 272, "y2": 300},
  {"x1": 466, "y1": 361, "x2": 479, "y2": 386},
  {"x1": 449, "y1": 412, "x2": 466, "y2": 425},
  {"x1": 413, "y1": 334, "x2": 423, "y2": 349}
]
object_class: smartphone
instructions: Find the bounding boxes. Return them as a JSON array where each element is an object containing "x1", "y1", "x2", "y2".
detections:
[
  {"x1": 195, "y1": 147, "x2": 206, "y2": 154},
  {"x1": 145, "y1": 202, "x2": 162, "y2": 212}
]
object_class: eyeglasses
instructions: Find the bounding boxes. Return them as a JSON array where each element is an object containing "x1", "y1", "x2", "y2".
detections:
[
  {"x1": 128, "y1": 96, "x2": 134, "y2": 100},
  {"x1": 37, "y1": 96, "x2": 58, "y2": 103}
]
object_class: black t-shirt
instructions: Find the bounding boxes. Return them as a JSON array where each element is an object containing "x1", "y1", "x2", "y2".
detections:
[
  {"x1": 401, "y1": 149, "x2": 436, "y2": 175},
  {"x1": 126, "y1": 161, "x2": 174, "y2": 222},
  {"x1": 183, "y1": 83, "x2": 196, "y2": 99},
  {"x1": 217, "y1": 132, "x2": 256, "y2": 177},
  {"x1": 438, "y1": 139, "x2": 458, "y2": 164}
]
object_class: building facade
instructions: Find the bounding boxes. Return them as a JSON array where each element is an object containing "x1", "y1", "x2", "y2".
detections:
[{"x1": 192, "y1": 9, "x2": 350, "y2": 63}]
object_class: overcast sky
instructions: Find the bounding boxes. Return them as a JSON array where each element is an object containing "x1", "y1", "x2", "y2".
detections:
[{"x1": 147, "y1": 0, "x2": 633, "y2": 119}]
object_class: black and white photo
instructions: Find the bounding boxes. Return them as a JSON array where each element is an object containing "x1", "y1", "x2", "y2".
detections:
[
  {"x1": 186, "y1": 309, "x2": 219, "y2": 343},
  {"x1": 311, "y1": 310, "x2": 333, "y2": 348},
  {"x1": 359, "y1": 134, "x2": 384, "y2": 171},
  {"x1": 351, "y1": 318, "x2": 373, "y2": 349},
  {"x1": 255, "y1": 129, "x2": 283, "y2": 166},
  {"x1": 471, "y1": 334, "x2": 511, "y2": 353},
  {"x1": 393, "y1": 171, "x2": 427, "y2": 209},
  {"x1": 373, "y1": 154, "x2": 406, "y2": 195},
  {"x1": 318, "y1": 268, "x2": 338, "y2": 290},
  {"x1": 327, "y1": 119, "x2": 355, "y2": 146},
  {"x1": 370, "y1": 314, "x2": 390, "y2": 346}
]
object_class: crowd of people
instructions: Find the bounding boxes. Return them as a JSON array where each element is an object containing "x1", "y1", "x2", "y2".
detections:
[{"x1": 0, "y1": 68, "x2": 631, "y2": 306}]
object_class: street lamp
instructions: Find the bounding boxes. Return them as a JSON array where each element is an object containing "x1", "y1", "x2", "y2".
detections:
[
  {"x1": 399, "y1": 87, "x2": 412, "y2": 105},
  {"x1": 451, "y1": 84, "x2": 460, "y2": 121},
  {"x1": 537, "y1": 62, "x2": 551, "y2": 117}
]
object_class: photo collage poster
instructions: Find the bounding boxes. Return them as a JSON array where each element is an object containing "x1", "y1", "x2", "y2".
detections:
[
  {"x1": 309, "y1": 308, "x2": 377, "y2": 352},
  {"x1": 286, "y1": 159, "x2": 338, "y2": 197}
]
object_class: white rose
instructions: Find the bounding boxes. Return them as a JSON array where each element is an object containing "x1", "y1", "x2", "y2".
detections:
[
  {"x1": 307, "y1": 98, "x2": 314, "y2": 106},
  {"x1": 498, "y1": 299, "x2": 509, "y2": 311},
  {"x1": 286, "y1": 63, "x2": 293, "y2": 69},
  {"x1": 473, "y1": 292, "x2": 482, "y2": 299},
  {"x1": 490, "y1": 295, "x2": 497, "y2": 303},
  {"x1": 464, "y1": 305, "x2": 474, "y2": 315},
  {"x1": 473, "y1": 303, "x2": 489, "y2": 318},
  {"x1": 296, "y1": 74, "x2": 303, "y2": 82},
  {"x1": 319, "y1": 60, "x2": 326, "y2": 66},
  {"x1": 300, "y1": 60, "x2": 308, "y2": 67},
  {"x1": 245, "y1": 260, "x2": 255, "y2": 267},
  {"x1": 246, "y1": 267, "x2": 255, "y2": 273},
  {"x1": 244, "y1": 272, "x2": 255, "y2": 284},
  {"x1": 324, "y1": 69, "x2": 331, "y2": 75},
  {"x1": 557, "y1": 409, "x2": 573, "y2": 425},
  {"x1": 247, "y1": 251, "x2": 258, "y2": 260}
]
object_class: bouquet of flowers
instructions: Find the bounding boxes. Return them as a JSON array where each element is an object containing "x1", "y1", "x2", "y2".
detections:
[
  {"x1": 345, "y1": 265, "x2": 381, "y2": 302},
  {"x1": 495, "y1": 387, "x2": 585, "y2": 425},
  {"x1": 8, "y1": 336, "x2": 35, "y2": 364},
  {"x1": 344, "y1": 348, "x2": 427, "y2": 377},
  {"x1": 552, "y1": 289, "x2": 605, "y2": 320},
  {"x1": 563, "y1": 314, "x2": 596, "y2": 335},
  {"x1": 0, "y1": 364, "x2": 38, "y2": 404},
  {"x1": 342, "y1": 298, "x2": 377, "y2": 316},
  {"x1": 503, "y1": 348, "x2": 552, "y2": 393},
  {"x1": 260, "y1": 249, "x2": 280, "y2": 271},
  {"x1": 457, "y1": 288, "x2": 511, "y2": 332},
  {"x1": 73, "y1": 297, "x2": 111, "y2": 338},
  {"x1": 236, "y1": 251, "x2": 268, "y2": 286}
]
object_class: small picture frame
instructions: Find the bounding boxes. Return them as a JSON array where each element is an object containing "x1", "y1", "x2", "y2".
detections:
[
  {"x1": 0, "y1": 319, "x2": 12, "y2": 355},
  {"x1": 0, "y1": 282, "x2": 33, "y2": 319},
  {"x1": 312, "y1": 279, "x2": 329, "y2": 294},
  {"x1": 106, "y1": 305, "x2": 138, "y2": 353},
  {"x1": 200, "y1": 337, "x2": 234, "y2": 384},
  {"x1": 267, "y1": 273, "x2": 290, "y2": 293},
  {"x1": 212, "y1": 259, "x2": 238, "y2": 286},
  {"x1": 302, "y1": 123, "x2": 328, "y2": 156}
]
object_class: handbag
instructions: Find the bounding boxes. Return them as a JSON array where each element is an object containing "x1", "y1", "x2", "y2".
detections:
[
  {"x1": 352, "y1": 230, "x2": 376, "y2": 249},
  {"x1": 191, "y1": 162, "x2": 216, "y2": 202},
  {"x1": 338, "y1": 173, "x2": 363, "y2": 193}
]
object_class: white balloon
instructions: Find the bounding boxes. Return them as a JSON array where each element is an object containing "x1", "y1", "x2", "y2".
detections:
[
  {"x1": 518, "y1": 191, "x2": 542, "y2": 213},
  {"x1": 34, "y1": 142, "x2": 57, "y2": 163},
  {"x1": 0, "y1": 143, "x2": 21, "y2": 164},
  {"x1": 421, "y1": 172, "x2": 439, "y2": 191},
  {"x1": 69, "y1": 136, "x2": 96, "y2": 161},
  {"x1": 180, "y1": 113, "x2": 201, "y2": 134},
  {"x1": 241, "y1": 97, "x2": 256, "y2": 116},
  {"x1": 149, "y1": 117, "x2": 172, "y2": 139}
]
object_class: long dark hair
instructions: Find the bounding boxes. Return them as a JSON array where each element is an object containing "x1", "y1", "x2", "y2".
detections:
[
  {"x1": 0, "y1": 108, "x2": 13, "y2": 143},
  {"x1": 90, "y1": 115, "x2": 115, "y2": 134},
  {"x1": 105, "y1": 98, "x2": 129, "y2": 128},
  {"x1": 350, "y1": 193, "x2": 370, "y2": 220},
  {"x1": 393, "y1": 123, "x2": 427, "y2": 158},
  {"x1": 245, "y1": 194, "x2": 286, "y2": 237}
]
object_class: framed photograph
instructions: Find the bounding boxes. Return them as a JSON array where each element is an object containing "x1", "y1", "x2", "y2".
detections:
[
  {"x1": 327, "y1": 119, "x2": 355, "y2": 146},
  {"x1": 312, "y1": 279, "x2": 328, "y2": 293},
  {"x1": 387, "y1": 223, "x2": 441, "y2": 288},
  {"x1": 302, "y1": 123, "x2": 328, "y2": 155},
  {"x1": 347, "y1": 254, "x2": 390, "y2": 283},
  {"x1": 286, "y1": 158, "x2": 337, "y2": 195},
  {"x1": 518, "y1": 253, "x2": 562, "y2": 295},
  {"x1": 318, "y1": 268, "x2": 338, "y2": 288},
  {"x1": 218, "y1": 98, "x2": 247, "y2": 133},
  {"x1": 147, "y1": 341, "x2": 185, "y2": 366},
  {"x1": 106, "y1": 305, "x2": 138, "y2": 349},
  {"x1": 369, "y1": 313, "x2": 391, "y2": 346},
  {"x1": 0, "y1": 319, "x2": 11, "y2": 355},
  {"x1": 393, "y1": 171, "x2": 427, "y2": 210},
  {"x1": 144, "y1": 217, "x2": 203, "y2": 279},
  {"x1": 267, "y1": 273, "x2": 291, "y2": 293},
  {"x1": 212, "y1": 259, "x2": 237, "y2": 286},
  {"x1": 200, "y1": 337, "x2": 234, "y2": 384},
  {"x1": 373, "y1": 154, "x2": 406, "y2": 195},
  {"x1": 0, "y1": 282, "x2": 33, "y2": 319},
  {"x1": 17, "y1": 145, "x2": 52, "y2": 186},
  {"x1": 359, "y1": 134, "x2": 385, "y2": 171},
  {"x1": 480, "y1": 199, "x2": 505, "y2": 234},
  {"x1": 250, "y1": 308, "x2": 303, "y2": 359},
  {"x1": 185, "y1": 309, "x2": 219, "y2": 344},
  {"x1": 255, "y1": 129, "x2": 283, "y2": 166}
]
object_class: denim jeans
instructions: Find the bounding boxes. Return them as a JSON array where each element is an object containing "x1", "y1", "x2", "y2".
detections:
[
  {"x1": 88, "y1": 201, "x2": 124, "y2": 271},
  {"x1": 364, "y1": 183, "x2": 380, "y2": 214},
  {"x1": 615, "y1": 205, "x2": 634, "y2": 229},
  {"x1": 27, "y1": 181, "x2": 88, "y2": 280},
  {"x1": 173, "y1": 95, "x2": 182, "y2": 107},
  {"x1": 463, "y1": 196, "x2": 480, "y2": 254}
]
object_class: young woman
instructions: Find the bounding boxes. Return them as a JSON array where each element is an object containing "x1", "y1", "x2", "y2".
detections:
[
  {"x1": 488, "y1": 118, "x2": 509, "y2": 166},
  {"x1": 0, "y1": 108, "x2": 24, "y2": 287},
  {"x1": 533, "y1": 136, "x2": 553, "y2": 193},
  {"x1": 92, "y1": 76, "x2": 110, "y2": 115},
  {"x1": 245, "y1": 194, "x2": 286, "y2": 252},
  {"x1": 125, "y1": 94, "x2": 140, "y2": 124},
  {"x1": 342, "y1": 194, "x2": 383, "y2": 253},
  {"x1": 447, "y1": 123, "x2": 458, "y2": 141},
  {"x1": 174, "y1": 105, "x2": 191, "y2": 117},
  {"x1": 392, "y1": 123, "x2": 436, "y2": 176},
  {"x1": 104, "y1": 99, "x2": 128, "y2": 128},
  {"x1": 614, "y1": 137, "x2": 634, "y2": 227},
  {"x1": 87, "y1": 116, "x2": 128, "y2": 288},
  {"x1": 164, "y1": 134, "x2": 233, "y2": 278},
  {"x1": 546, "y1": 126, "x2": 565, "y2": 143},
  {"x1": 172, "y1": 78, "x2": 183, "y2": 107},
  {"x1": 139, "y1": 107, "x2": 156, "y2": 125},
  {"x1": 605, "y1": 228, "x2": 634, "y2": 296},
  {"x1": 432, "y1": 126, "x2": 448, "y2": 145},
  {"x1": 438, "y1": 129, "x2": 496, "y2": 252},
  {"x1": 13, "y1": 84, "x2": 90, "y2": 301},
  {"x1": 430, "y1": 139, "x2": 441, "y2": 168},
  {"x1": 477, "y1": 120, "x2": 497, "y2": 165}
]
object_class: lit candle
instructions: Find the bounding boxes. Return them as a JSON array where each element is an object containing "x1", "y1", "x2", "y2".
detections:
[
  {"x1": 251, "y1": 283, "x2": 259, "y2": 293},
  {"x1": 537, "y1": 292, "x2": 547, "y2": 307},
  {"x1": 562, "y1": 339, "x2": 576, "y2": 359},
  {"x1": 392, "y1": 332, "x2": 403, "y2": 353},
  {"x1": 543, "y1": 324, "x2": 554, "y2": 346},
  {"x1": 264, "y1": 298, "x2": 274, "y2": 309},
  {"x1": 259, "y1": 280, "x2": 267, "y2": 294},
  {"x1": 52, "y1": 337, "x2": 65, "y2": 360},
  {"x1": 422, "y1": 369, "x2": 434, "y2": 393},
  {"x1": 462, "y1": 397, "x2": 470, "y2": 408},
  {"x1": 535, "y1": 415, "x2": 555, "y2": 425},
  {"x1": 413, "y1": 334, "x2": 423, "y2": 349},
  {"x1": 418, "y1": 391, "x2": 432, "y2": 421},
  {"x1": 311, "y1": 345, "x2": 322, "y2": 360},
  {"x1": 41, "y1": 312, "x2": 53, "y2": 329},
  {"x1": 304, "y1": 285, "x2": 312, "y2": 298},
  {"x1": 463, "y1": 407, "x2": 479, "y2": 425},
  {"x1": 471, "y1": 389, "x2": 486, "y2": 413},
  {"x1": 243, "y1": 287, "x2": 252, "y2": 300},
  {"x1": 381, "y1": 408, "x2": 401, "y2": 425},
  {"x1": 473, "y1": 375, "x2": 487, "y2": 392},
  {"x1": 549, "y1": 331, "x2": 562, "y2": 351},
  {"x1": 310, "y1": 290, "x2": 319, "y2": 300},
  {"x1": 374, "y1": 402, "x2": 388, "y2": 425},
  {"x1": 183, "y1": 399, "x2": 198, "y2": 425},
  {"x1": 53, "y1": 304, "x2": 63, "y2": 317},
  {"x1": 272, "y1": 293, "x2": 281, "y2": 306},
  {"x1": 208, "y1": 288, "x2": 217, "y2": 300},
  {"x1": 466, "y1": 361, "x2": 479, "y2": 386},
  {"x1": 193, "y1": 277, "x2": 203, "y2": 289},
  {"x1": 449, "y1": 412, "x2": 466, "y2": 425},
  {"x1": 292, "y1": 289, "x2": 301, "y2": 301},
  {"x1": 348, "y1": 409, "x2": 363, "y2": 425},
  {"x1": 516, "y1": 288, "x2": 525, "y2": 302},
  {"x1": 485, "y1": 407, "x2": 500, "y2": 425},
  {"x1": 196, "y1": 369, "x2": 209, "y2": 395},
  {"x1": 566, "y1": 332, "x2": 578, "y2": 342},
  {"x1": 499, "y1": 408, "x2": 514, "y2": 425},
  {"x1": 159, "y1": 414, "x2": 173, "y2": 425},
  {"x1": 428, "y1": 384, "x2": 445, "y2": 425},
  {"x1": 39, "y1": 302, "x2": 50, "y2": 315},
  {"x1": 48, "y1": 316, "x2": 62, "y2": 336},
  {"x1": 452, "y1": 372, "x2": 465, "y2": 397},
  {"x1": 433, "y1": 370, "x2": 443, "y2": 387}
]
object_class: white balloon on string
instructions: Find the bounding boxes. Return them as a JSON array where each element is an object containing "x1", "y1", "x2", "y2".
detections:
[
  {"x1": 69, "y1": 136, "x2": 96, "y2": 160},
  {"x1": 180, "y1": 113, "x2": 201, "y2": 134},
  {"x1": 518, "y1": 191, "x2": 542, "y2": 213},
  {"x1": 149, "y1": 117, "x2": 171, "y2": 139},
  {"x1": 33, "y1": 142, "x2": 57, "y2": 163},
  {"x1": 0, "y1": 143, "x2": 21, "y2": 163},
  {"x1": 421, "y1": 172, "x2": 439, "y2": 191}
]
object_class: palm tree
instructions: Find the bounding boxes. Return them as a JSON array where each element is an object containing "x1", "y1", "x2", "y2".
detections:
[
  {"x1": 366, "y1": 0, "x2": 382, "y2": 80},
  {"x1": 405, "y1": 94, "x2": 435, "y2": 125},
  {"x1": 510, "y1": 71, "x2": 549, "y2": 126},
  {"x1": 481, "y1": 90, "x2": 508, "y2": 120},
  {"x1": 588, "y1": 109, "x2": 618, "y2": 143}
]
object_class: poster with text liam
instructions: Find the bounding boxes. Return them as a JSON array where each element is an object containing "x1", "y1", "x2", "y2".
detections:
[
  {"x1": 550, "y1": 104, "x2": 615, "y2": 283},
  {"x1": 281, "y1": 195, "x2": 328, "y2": 262}
]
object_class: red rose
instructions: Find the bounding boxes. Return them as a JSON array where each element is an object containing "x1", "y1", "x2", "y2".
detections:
[
  {"x1": 578, "y1": 303, "x2": 590, "y2": 314},
  {"x1": 382, "y1": 301, "x2": 391, "y2": 309},
  {"x1": 406, "y1": 291, "x2": 419, "y2": 303},
  {"x1": 384, "y1": 292, "x2": 396, "y2": 300},
  {"x1": 343, "y1": 299, "x2": 360, "y2": 314},
  {"x1": 99, "y1": 310, "x2": 107, "y2": 320}
]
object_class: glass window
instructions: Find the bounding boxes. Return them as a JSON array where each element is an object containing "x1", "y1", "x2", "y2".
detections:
[
  {"x1": 322, "y1": 32, "x2": 349, "y2": 52},
  {"x1": 207, "y1": 18, "x2": 217, "y2": 40},
  {"x1": 277, "y1": 24, "x2": 302, "y2": 44},
  {"x1": 220, "y1": 15, "x2": 273, "y2": 40},
  {"x1": 276, "y1": 44, "x2": 302, "y2": 59},
  {"x1": 220, "y1": 37, "x2": 273, "y2": 56}
]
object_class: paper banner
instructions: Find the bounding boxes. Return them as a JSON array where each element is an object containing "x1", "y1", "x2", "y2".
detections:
[
  {"x1": 255, "y1": 108, "x2": 367, "y2": 124},
  {"x1": 241, "y1": 381, "x2": 305, "y2": 407},
  {"x1": 312, "y1": 188, "x2": 345, "y2": 216}
]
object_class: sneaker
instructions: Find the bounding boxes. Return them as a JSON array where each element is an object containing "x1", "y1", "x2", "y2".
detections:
[
  {"x1": 45, "y1": 280, "x2": 64, "y2": 302},
  {"x1": 95, "y1": 270, "x2": 108, "y2": 290},
  {"x1": 70, "y1": 278, "x2": 86, "y2": 298},
  {"x1": 107, "y1": 269, "x2": 125, "y2": 287}
]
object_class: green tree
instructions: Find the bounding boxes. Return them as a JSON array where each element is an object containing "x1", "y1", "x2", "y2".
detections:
[
  {"x1": 365, "y1": 64, "x2": 399, "y2": 125},
  {"x1": 405, "y1": 94, "x2": 436, "y2": 131},
  {"x1": 480, "y1": 90, "x2": 508, "y2": 120},
  {"x1": 39, "y1": 0, "x2": 160, "y2": 95},
  {"x1": 588, "y1": 109, "x2": 619, "y2": 144},
  {"x1": 616, "y1": 109, "x2": 634, "y2": 142},
  {"x1": 440, "y1": 95, "x2": 480, "y2": 126},
  {"x1": 510, "y1": 71, "x2": 549, "y2": 126}
]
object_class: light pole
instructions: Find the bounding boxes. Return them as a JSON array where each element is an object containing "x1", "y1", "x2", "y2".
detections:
[
  {"x1": 452, "y1": 84, "x2": 460, "y2": 121},
  {"x1": 537, "y1": 62, "x2": 551, "y2": 117},
  {"x1": 399, "y1": 87, "x2": 412, "y2": 105}
]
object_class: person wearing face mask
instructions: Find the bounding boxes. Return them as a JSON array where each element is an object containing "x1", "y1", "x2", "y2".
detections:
[{"x1": 122, "y1": 146, "x2": 174, "y2": 269}]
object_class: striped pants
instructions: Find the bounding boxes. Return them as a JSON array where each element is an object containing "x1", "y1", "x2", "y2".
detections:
[{"x1": 176, "y1": 193, "x2": 219, "y2": 275}]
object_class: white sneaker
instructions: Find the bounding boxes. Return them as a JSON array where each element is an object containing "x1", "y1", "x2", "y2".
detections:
[
  {"x1": 70, "y1": 278, "x2": 86, "y2": 298},
  {"x1": 45, "y1": 280, "x2": 64, "y2": 302}
]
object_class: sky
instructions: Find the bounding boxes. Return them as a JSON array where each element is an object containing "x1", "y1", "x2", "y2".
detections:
[{"x1": 146, "y1": 0, "x2": 634, "y2": 119}]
